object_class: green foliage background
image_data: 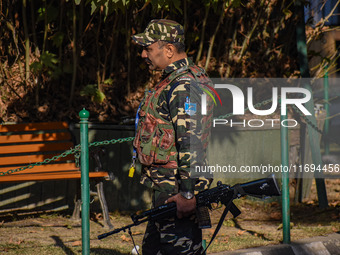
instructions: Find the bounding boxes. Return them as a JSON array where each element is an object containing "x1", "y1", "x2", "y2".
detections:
[{"x1": 0, "y1": 0, "x2": 331, "y2": 123}]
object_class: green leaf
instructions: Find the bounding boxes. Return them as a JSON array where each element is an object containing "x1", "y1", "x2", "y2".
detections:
[
  {"x1": 36, "y1": 7, "x2": 46, "y2": 23},
  {"x1": 80, "y1": 84, "x2": 106, "y2": 103},
  {"x1": 30, "y1": 61, "x2": 43, "y2": 73},
  {"x1": 104, "y1": 1, "x2": 109, "y2": 19},
  {"x1": 40, "y1": 51, "x2": 58, "y2": 69},
  {"x1": 80, "y1": 84, "x2": 97, "y2": 96},
  {"x1": 104, "y1": 78, "x2": 114, "y2": 85},
  {"x1": 94, "y1": 90, "x2": 106, "y2": 103},
  {"x1": 90, "y1": 2, "x2": 98, "y2": 15},
  {"x1": 30, "y1": 51, "x2": 58, "y2": 74},
  {"x1": 51, "y1": 31, "x2": 64, "y2": 48}
]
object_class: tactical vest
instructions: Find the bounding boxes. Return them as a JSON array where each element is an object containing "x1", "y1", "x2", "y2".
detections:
[{"x1": 133, "y1": 65, "x2": 212, "y2": 167}]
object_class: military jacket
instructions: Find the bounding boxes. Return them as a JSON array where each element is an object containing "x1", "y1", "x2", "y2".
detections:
[{"x1": 134, "y1": 58, "x2": 214, "y2": 194}]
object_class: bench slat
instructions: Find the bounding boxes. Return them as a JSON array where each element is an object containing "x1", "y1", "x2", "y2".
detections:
[
  {"x1": 0, "y1": 142, "x2": 74, "y2": 155},
  {"x1": 0, "y1": 163, "x2": 79, "y2": 174},
  {"x1": 0, "y1": 171, "x2": 109, "y2": 182},
  {"x1": 0, "y1": 154, "x2": 75, "y2": 165},
  {"x1": 0, "y1": 122, "x2": 69, "y2": 133},
  {"x1": 0, "y1": 121, "x2": 113, "y2": 228},
  {"x1": 0, "y1": 132, "x2": 72, "y2": 144}
]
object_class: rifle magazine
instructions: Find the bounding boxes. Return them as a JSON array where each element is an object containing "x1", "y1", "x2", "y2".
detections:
[{"x1": 196, "y1": 206, "x2": 212, "y2": 229}]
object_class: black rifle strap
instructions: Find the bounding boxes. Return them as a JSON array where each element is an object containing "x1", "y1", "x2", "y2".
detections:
[
  {"x1": 128, "y1": 227, "x2": 140, "y2": 255},
  {"x1": 200, "y1": 198, "x2": 236, "y2": 254},
  {"x1": 200, "y1": 185, "x2": 246, "y2": 254}
]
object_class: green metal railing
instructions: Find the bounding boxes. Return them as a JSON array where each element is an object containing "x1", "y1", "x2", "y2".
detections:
[
  {"x1": 280, "y1": 106, "x2": 290, "y2": 244},
  {"x1": 80, "y1": 109, "x2": 90, "y2": 255}
]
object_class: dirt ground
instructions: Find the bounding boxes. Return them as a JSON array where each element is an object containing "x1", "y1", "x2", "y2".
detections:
[{"x1": 0, "y1": 178, "x2": 339, "y2": 255}]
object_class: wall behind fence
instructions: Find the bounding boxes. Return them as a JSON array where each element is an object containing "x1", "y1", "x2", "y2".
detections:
[{"x1": 207, "y1": 125, "x2": 283, "y2": 186}]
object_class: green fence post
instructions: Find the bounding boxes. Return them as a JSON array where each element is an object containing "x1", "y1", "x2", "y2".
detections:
[
  {"x1": 324, "y1": 67, "x2": 330, "y2": 155},
  {"x1": 202, "y1": 239, "x2": 207, "y2": 250},
  {"x1": 80, "y1": 109, "x2": 90, "y2": 255},
  {"x1": 280, "y1": 111, "x2": 290, "y2": 244}
]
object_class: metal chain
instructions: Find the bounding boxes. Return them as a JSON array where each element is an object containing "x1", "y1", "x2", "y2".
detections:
[
  {"x1": 290, "y1": 105, "x2": 324, "y2": 134},
  {"x1": 0, "y1": 137, "x2": 134, "y2": 176}
]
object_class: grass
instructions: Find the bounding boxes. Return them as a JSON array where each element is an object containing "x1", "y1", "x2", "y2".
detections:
[{"x1": 0, "y1": 179, "x2": 338, "y2": 254}]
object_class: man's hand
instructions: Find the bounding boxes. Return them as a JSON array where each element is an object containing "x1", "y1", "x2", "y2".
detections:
[{"x1": 166, "y1": 193, "x2": 196, "y2": 219}]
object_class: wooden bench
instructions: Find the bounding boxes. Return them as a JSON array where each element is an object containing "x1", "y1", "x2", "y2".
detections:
[{"x1": 0, "y1": 121, "x2": 113, "y2": 228}]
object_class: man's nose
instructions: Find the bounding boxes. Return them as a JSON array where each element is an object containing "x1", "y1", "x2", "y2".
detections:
[{"x1": 141, "y1": 49, "x2": 147, "y2": 58}]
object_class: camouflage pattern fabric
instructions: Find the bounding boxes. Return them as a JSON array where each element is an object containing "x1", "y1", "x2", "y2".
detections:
[
  {"x1": 137, "y1": 58, "x2": 214, "y2": 254},
  {"x1": 142, "y1": 191, "x2": 206, "y2": 255},
  {"x1": 133, "y1": 72, "x2": 179, "y2": 167},
  {"x1": 139, "y1": 57, "x2": 214, "y2": 195},
  {"x1": 132, "y1": 19, "x2": 185, "y2": 46}
]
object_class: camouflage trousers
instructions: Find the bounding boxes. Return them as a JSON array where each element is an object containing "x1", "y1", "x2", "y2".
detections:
[{"x1": 142, "y1": 191, "x2": 205, "y2": 255}]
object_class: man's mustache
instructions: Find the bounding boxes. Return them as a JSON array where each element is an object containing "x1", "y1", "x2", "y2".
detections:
[{"x1": 145, "y1": 58, "x2": 152, "y2": 64}]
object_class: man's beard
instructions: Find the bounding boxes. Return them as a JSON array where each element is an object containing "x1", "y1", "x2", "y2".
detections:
[{"x1": 145, "y1": 58, "x2": 155, "y2": 69}]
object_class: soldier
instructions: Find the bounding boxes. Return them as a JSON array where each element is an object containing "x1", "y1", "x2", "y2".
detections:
[{"x1": 132, "y1": 19, "x2": 214, "y2": 255}]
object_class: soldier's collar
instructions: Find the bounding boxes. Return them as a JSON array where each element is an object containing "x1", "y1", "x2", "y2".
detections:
[{"x1": 162, "y1": 58, "x2": 194, "y2": 78}]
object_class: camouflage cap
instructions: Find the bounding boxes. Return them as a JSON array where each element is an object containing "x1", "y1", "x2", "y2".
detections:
[{"x1": 132, "y1": 19, "x2": 184, "y2": 46}]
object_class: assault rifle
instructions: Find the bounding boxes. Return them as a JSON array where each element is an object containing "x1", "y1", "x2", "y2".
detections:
[{"x1": 98, "y1": 174, "x2": 281, "y2": 241}]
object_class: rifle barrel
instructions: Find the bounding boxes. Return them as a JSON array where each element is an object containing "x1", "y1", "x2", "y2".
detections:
[{"x1": 98, "y1": 218, "x2": 149, "y2": 240}]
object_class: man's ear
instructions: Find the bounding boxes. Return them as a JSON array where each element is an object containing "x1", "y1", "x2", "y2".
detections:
[{"x1": 165, "y1": 44, "x2": 176, "y2": 58}]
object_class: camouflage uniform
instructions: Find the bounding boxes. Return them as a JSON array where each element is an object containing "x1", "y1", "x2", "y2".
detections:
[{"x1": 132, "y1": 20, "x2": 214, "y2": 255}]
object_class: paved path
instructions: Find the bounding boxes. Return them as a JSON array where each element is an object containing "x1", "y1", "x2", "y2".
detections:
[{"x1": 211, "y1": 233, "x2": 340, "y2": 255}]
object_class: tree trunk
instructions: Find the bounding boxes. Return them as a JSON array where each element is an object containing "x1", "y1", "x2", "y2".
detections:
[
  {"x1": 69, "y1": 0, "x2": 77, "y2": 105},
  {"x1": 196, "y1": 4, "x2": 210, "y2": 64},
  {"x1": 22, "y1": 0, "x2": 30, "y2": 87},
  {"x1": 205, "y1": 4, "x2": 225, "y2": 71}
]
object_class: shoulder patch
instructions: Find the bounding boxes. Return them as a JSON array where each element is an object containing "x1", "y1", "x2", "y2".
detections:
[{"x1": 184, "y1": 97, "x2": 197, "y2": 116}]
